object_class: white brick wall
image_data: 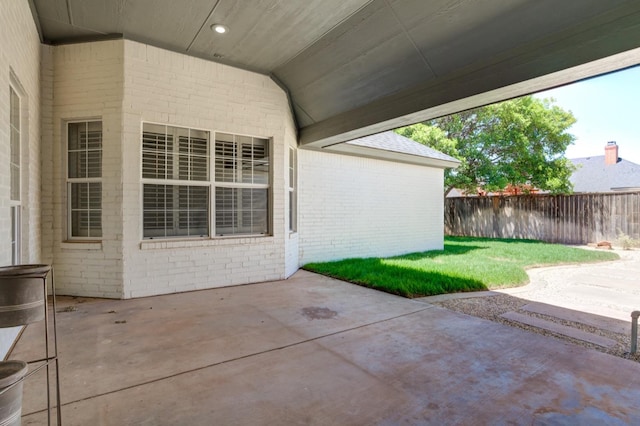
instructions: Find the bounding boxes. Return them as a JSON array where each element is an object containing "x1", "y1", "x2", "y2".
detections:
[
  {"x1": 119, "y1": 41, "x2": 297, "y2": 298},
  {"x1": 298, "y1": 149, "x2": 445, "y2": 264},
  {"x1": 41, "y1": 41, "x2": 125, "y2": 298},
  {"x1": 40, "y1": 38, "x2": 445, "y2": 298},
  {"x1": 42, "y1": 39, "x2": 299, "y2": 298},
  {"x1": 0, "y1": 0, "x2": 42, "y2": 266},
  {"x1": 0, "y1": 0, "x2": 43, "y2": 355}
]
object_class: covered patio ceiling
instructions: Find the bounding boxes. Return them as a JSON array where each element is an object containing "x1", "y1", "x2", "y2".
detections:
[{"x1": 29, "y1": 0, "x2": 640, "y2": 147}]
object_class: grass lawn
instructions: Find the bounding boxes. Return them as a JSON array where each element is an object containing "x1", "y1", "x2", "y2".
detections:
[{"x1": 303, "y1": 236, "x2": 619, "y2": 298}]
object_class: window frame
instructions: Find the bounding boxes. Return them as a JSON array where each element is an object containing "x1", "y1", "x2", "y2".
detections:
[{"x1": 66, "y1": 120, "x2": 103, "y2": 241}]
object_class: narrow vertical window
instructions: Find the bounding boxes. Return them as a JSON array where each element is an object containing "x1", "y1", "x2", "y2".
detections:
[
  {"x1": 9, "y1": 86, "x2": 20, "y2": 263},
  {"x1": 288, "y1": 147, "x2": 297, "y2": 233},
  {"x1": 67, "y1": 121, "x2": 102, "y2": 239},
  {"x1": 10, "y1": 87, "x2": 20, "y2": 202},
  {"x1": 10, "y1": 206, "x2": 20, "y2": 265}
]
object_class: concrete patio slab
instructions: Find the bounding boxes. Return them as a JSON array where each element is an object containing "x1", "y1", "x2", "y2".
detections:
[
  {"x1": 12, "y1": 270, "x2": 640, "y2": 425},
  {"x1": 499, "y1": 249, "x2": 640, "y2": 322},
  {"x1": 500, "y1": 311, "x2": 618, "y2": 348}
]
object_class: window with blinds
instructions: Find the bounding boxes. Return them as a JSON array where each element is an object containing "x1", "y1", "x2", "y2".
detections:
[
  {"x1": 10, "y1": 87, "x2": 20, "y2": 202},
  {"x1": 9, "y1": 85, "x2": 21, "y2": 263},
  {"x1": 141, "y1": 125, "x2": 271, "y2": 239},
  {"x1": 142, "y1": 123, "x2": 210, "y2": 238},
  {"x1": 288, "y1": 147, "x2": 297, "y2": 233},
  {"x1": 67, "y1": 121, "x2": 102, "y2": 239},
  {"x1": 214, "y1": 133, "x2": 270, "y2": 236}
]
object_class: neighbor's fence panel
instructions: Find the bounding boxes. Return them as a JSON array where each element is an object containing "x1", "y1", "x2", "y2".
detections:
[{"x1": 445, "y1": 192, "x2": 640, "y2": 244}]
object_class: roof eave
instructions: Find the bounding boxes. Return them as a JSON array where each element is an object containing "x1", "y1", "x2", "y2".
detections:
[{"x1": 312, "y1": 143, "x2": 460, "y2": 169}]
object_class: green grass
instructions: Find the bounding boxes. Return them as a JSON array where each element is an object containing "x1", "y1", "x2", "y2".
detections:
[{"x1": 303, "y1": 236, "x2": 619, "y2": 298}]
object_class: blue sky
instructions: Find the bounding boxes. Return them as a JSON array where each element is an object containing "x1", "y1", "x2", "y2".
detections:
[{"x1": 535, "y1": 65, "x2": 640, "y2": 164}]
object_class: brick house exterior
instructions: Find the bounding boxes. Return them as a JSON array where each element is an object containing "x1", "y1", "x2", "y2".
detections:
[{"x1": 1, "y1": 0, "x2": 456, "y2": 313}]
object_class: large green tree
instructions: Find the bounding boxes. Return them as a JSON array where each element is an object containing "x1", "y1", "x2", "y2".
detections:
[{"x1": 396, "y1": 96, "x2": 576, "y2": 196}]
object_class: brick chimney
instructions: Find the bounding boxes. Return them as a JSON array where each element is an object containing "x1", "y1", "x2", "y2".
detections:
[{"x1": 605, "y1": 141, "x2": 619, "y2": 165}]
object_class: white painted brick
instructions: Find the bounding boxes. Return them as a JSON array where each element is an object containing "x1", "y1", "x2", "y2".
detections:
[
  {"x1": 5, "y1": 21, "x2": 445, "y2": 304},
  {"x1": 117, "y1": 40, "x2": 297, "y2": 298},
  {"x1": 0, "y1": 0, "x2": 42, "y2": 269},
  {"x1": 35, "y1": 39, "x2": 298, "y2": 298},
  {"x1": 297, "y1": 149, "x2": 445, "y2": 265},
  {"x1": 0, "y1": 0, "x2": 44, "y2": 356}
]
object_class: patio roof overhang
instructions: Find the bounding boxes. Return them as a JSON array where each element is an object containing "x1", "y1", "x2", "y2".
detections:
[{"x1": 28, "y1": 0, "x2": 640, "y2": 147}]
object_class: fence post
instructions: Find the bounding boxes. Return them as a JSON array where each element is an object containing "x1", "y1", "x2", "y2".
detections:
[{"x1": 632, "y1": 311, "x2": 639, "y2": 355}]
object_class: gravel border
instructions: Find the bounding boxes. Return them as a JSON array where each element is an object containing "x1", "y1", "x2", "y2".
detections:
[{"x1": 432, "y1": 294, "x2": 640, "y2": 363}]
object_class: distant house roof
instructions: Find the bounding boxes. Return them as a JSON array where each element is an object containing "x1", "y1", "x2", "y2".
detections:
[
  {"x1": 326, "y1": 131, "x2": 460, "y2": 169},
  {"x1": 570, "y1": 156, "x2": 640, "y2": 192}
]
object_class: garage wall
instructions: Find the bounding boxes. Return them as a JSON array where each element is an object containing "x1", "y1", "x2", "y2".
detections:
[{"x1": 298, "y1": 149, "x2": 445, "y2": 264}]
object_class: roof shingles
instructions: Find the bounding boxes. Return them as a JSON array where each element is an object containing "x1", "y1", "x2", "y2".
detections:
[
  {"x1": 345, "y1": 131, "x2": 458, "y2": 163},
  {"x1": 570, "y1": 156, "x2": 640, "y2": 192}
]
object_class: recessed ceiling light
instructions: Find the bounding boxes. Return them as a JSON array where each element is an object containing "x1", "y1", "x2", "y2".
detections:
[{"x1": 211, "y1": 24, "x2": 229, "y2": 34}]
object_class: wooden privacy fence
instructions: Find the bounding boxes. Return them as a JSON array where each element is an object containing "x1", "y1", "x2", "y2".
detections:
[{"x1": 445, "y1": 192, "x2": 640, "y2": 245}]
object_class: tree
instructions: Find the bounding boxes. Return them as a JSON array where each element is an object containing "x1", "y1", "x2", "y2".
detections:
[{"x1": 396, "y1": 96, "x2": 576, "y2": 196}]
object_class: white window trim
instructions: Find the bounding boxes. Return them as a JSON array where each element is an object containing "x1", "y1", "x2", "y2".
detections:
[{"x1": 65, "y1": 119, "x2": 103, "y2": 241}]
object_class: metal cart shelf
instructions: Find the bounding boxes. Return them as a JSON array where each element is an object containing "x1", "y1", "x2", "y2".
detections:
[{"x1": 0, "y1": 264, "x2": 62, "y2": 425}]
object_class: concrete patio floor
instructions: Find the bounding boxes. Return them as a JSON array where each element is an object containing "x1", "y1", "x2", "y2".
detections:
[{"x1": 12, "y1": 270, "x2": 640, "y2": 425}]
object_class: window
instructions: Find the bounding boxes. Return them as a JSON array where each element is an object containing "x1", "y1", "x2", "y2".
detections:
[
  {"x1": 142, "y1": 123, "x2": 209, "y2": 238},
  {"x1": 10, "y1": 87, "x2": 20, "y2": 203},
  {"x1": 288, "y1": 147, "x2": 297, "y2": 233},
  {"x1": 67, "y1": 121, "x2": 102, "y2": 239},
  {"x1": 214, "y1": 133, "x2": 270, "y2": 236},
  {"x1": 10, "y1": 206, "x2": 20, "y2": 265},
  {"x1": 9, "y1": 86, "x2": 20, "y2": 263},
  {"x1": 141, "y1": 125, "x2": 271, "y2": 239}
]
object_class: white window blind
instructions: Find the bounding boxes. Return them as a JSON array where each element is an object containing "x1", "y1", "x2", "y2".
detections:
[
  {"x1": 288, "y1": 147, "x2": 297, "y2": 232},
  {"x1": 142, "y1": 123, "x2": 210, "y2": 238},
  {"x1": 10, "y1": 87, "x2": 20, "y2": 202},
  {"x1": 214, "y1": 133, "x2": 270, "y2": 236}
]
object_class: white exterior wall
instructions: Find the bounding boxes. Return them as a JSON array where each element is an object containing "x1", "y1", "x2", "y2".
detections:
[
  {"x1": 41, "y1": 39, "x2": 298, "y2": 298},
  {"x1": 0, "y1": 1, "x2": 42, "y2": 265},
  {"x1": 298, "y1": 149, "x2": 445, "y2": 264},
  {"x1": 0, "y1": 0, "x2": 43, "y2": 355},
  {"x1": 37, "y1": 39, "x2": 445, "y2": 299},
  {"x1": 120, "y1": 41, "x2": 296, "y2": 298},
  {"x1": 41, "y1": 41, "x2": 125, "y2": 298}
]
